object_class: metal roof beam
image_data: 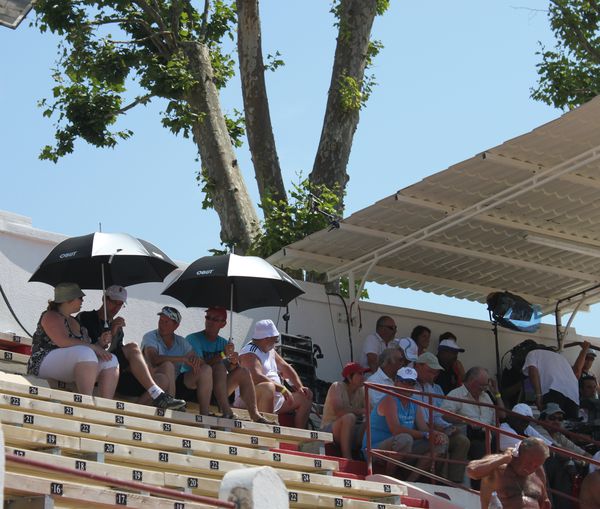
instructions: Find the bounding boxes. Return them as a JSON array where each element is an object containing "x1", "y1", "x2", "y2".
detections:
[
  {"x1": 339, "y1": 223, "x2": 599, "y2": 283},
  {"x1": 484, "y1": 151, "x2": 600, "y2": 190},
  {"x1": 328, "y1": 143, "x2": 600, "y2": 281}
]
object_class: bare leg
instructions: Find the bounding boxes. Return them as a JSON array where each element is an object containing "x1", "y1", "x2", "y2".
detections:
[
  {"x1": 153, "y1": 362, "x2": 176, "y2": 395},
  {"x1": 96, "y1": 366, "x2": 119, "y2": 399},
  {"x1": 332, "y1": 413, "x2": 357, "y2": 459},
  {"x1": 255, "y1": 382, "x2": 276, "y2": 413},
  {"x1": 292, "y1": 389, "x2": 313, "y2": 429},
  {"x1": 122, "y1": 343, "x2": 156, "y2": 390},
  {"x1": 212, "y1": 362, "x2": 231, "y2": 416},
  {"x1": 184, "y1": 365, "x2": 213, "y2": 415},
  {"x1": 227, "y1": 367, "x2": 262, "y2": 420},
  {"x1": 73, "y1": 361, "x2": 101, "y2": 395}
]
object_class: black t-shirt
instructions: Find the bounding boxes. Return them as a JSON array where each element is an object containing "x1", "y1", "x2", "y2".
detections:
[
  {"x1": 78, "y1": 310, "x2": 123, "y2": 349},
  {"x1": 436, "y1": 368, "x2": 459, "y2": 395}
]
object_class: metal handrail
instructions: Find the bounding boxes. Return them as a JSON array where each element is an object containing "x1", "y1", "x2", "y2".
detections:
[{"x1": 363, "y1": 380, "x2": 600, "y2": 500}]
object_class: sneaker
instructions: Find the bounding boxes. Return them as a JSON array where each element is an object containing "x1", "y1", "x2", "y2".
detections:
[{"x1": 153, "y1": 392, "x2": 186, "y2": 411}]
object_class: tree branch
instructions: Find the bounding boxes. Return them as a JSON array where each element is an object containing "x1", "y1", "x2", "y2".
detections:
[
  {"x1": 199, "y1": 0, "x2": 210, "y2": 42},
  {"x1": 107, "y1": 32, "x2": 172, "y2": 45},
  {"x1": 552, "y1": 0, "x2": 600, "y2": 64},
  {"x1": 134, "y1": 0, "x2": 175, "y2": 50},
  {"x1": 115, "y1": 94, "x2": 153, "y2": 115}
]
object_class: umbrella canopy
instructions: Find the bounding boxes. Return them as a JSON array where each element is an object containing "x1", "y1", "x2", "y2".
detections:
[
  {"x1": 30, "y1": 232, "x2": 178, "y2": 289},
  {"x1": 162, "y1": 253, "x2": 304, "y2": 312}
]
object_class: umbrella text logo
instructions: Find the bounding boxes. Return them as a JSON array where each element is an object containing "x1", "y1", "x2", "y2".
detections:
[
  {"x1": 195, "y1": 270, "x2": 214, "y2": 275},
  {"x1": 59, "y1": 251, "x2": 78, "y2": 259}
]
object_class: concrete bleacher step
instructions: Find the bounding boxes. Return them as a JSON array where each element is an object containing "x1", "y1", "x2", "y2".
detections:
[
  {"x1": 0, "y1": 331, "x2": 32, "y2": 348},
  {"x1": 4, "y1": 471, "x2": 217, "y2": 508},
  {"x1": 0, "y1": 375, "x2": 327, "y2": 447}
]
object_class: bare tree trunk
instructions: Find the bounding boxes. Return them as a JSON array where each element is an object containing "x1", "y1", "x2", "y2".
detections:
[
  {"x1": 310, "y1": 0, "x2": 379, "y2": 209},
  {"x1": 182, "y1": 41, "x2": 260, "y2": 253},
  {"x1": 236, "y1": 0, "x2": 286, "y2": 205}
]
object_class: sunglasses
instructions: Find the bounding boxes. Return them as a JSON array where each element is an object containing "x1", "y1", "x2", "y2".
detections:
[
  {"x1": 396, "y1": 378, "x2": 416, "y2": 385},
  {"x1": 381, "y1": 325, "x2": 397, "y2": 331},
  {"x1": 547, "y1": 415, "x2": 564, "y2": 422},
  {"x1": 206, "y1": 316, "x2": 225, "y2": 322}
]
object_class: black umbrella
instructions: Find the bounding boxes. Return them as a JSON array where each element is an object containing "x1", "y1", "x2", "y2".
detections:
[
  {"x1": 30, "y1": 232, "x2": 178, "y2": 289},
  {"x1": 30, "y1": 232, "x2": 178, "y2": 323},
  {"x1": 162, "y1": 253, "x2": 304, "y2": 312}
]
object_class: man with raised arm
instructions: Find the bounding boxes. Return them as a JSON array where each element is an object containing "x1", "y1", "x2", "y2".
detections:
[
  {"x1": 467, "y1": 437, "x2": 551, "y2": 509},
  {"x1": 78, "y1": 288, "x2": 185, "y2": 410}
]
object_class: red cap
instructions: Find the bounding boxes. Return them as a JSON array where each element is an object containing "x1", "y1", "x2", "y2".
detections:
[
  {"x1": 342, "y1": 362, "x2": 369, "y2": 379},
  {"x1": 206, "y1": 307, "x2": 227, "y2": 321}
]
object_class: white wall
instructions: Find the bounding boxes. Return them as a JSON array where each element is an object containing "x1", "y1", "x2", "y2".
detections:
[{"x1": 1, "y1": 209, "x2": 599, "y2": 383}]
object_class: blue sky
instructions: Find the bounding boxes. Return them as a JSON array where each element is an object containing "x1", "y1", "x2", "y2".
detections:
[{"x1": 2, "y1": 1, "x2": 597, "y2": 336}]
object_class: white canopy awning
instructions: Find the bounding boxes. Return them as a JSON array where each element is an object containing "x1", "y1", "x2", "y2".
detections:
[{"x1": 268, "y1": 97, "x2": 600, "y2": 313}]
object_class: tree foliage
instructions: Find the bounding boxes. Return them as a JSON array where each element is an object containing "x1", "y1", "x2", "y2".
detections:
[
  {"x1": 533, "y1": 0, "x2": 600, "y2": 109},
  {"x1": 32, "y1": 0, "x2": 388, "y2": 257}
]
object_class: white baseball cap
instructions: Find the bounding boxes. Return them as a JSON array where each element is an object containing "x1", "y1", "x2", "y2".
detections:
[
  {"x1": 105, "y1": 285, "x2": 127, "y2": 303},
  {"x1": 396, "y1": 366, "x2": 418, "y2": 381},
  {"x1": 512, "y1": 403, "x2": 533, "y2": 418},
  {"x1": 438, "y1": 339, "x2": 465, "y2": 352}
]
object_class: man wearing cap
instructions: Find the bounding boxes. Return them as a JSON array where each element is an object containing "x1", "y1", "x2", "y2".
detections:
[
  {"x1": 413, "y1": 352, "x2": 470, "y2": 483},
  {"x1": 360, "y1": 316, "x2": 400, "y2": 373},
  {"x1": 397, "y1": 337, "x2": 419, "y2": 366},
  {"x1": 532, "y1": 403, "x2": 591, "y2": 509},
  {"x1": 238, "y1": 319, "x2": 313, "y2": 428},
  {"x1": 78, "y1": 288, "x2": 185, "y2": 410},
  {"x1": 498, "y1": 403, "x2": 551, "y2": 452},
  {"x1": 366, "y1": 348, "x2": 407, "y2": 409},
  {"x1": 183, "y1": 307, "x2": 269, "y2": 423},
  {"x1": 436, "y1": 338, "x2": 465, "y2": 395},
  {"x1": 320, "y1": 362, "x2": 368, "y2": 458},
  {"x1": 467, "y1": 437, "x2": 551, "y2": 509},
  {"x1": 142, "y1": 306, "x2": 214, "y2": 415},
  {"x1": 363, "y1": 366, "x2": 448, "y2": 481}
]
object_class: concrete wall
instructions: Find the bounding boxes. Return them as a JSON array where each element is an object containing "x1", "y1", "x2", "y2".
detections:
[{"x1": 1, "y1": 209, "x2": 599, "y2": 383}]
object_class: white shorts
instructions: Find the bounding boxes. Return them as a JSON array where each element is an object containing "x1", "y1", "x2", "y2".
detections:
[
  {"x1": 38, "y1": 345, "x2": 118, "y2": 383},
  {"x1": 234, "y1": 389, "x2": 285, "y2": 413}
]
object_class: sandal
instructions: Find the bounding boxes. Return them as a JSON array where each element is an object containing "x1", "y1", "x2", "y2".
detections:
[
  {"x1": 253, "y1": 416, "x2": 277, "y2": 425},
  {"x1": 221, "y1": 412, "x2": 240, "y2": 420}
]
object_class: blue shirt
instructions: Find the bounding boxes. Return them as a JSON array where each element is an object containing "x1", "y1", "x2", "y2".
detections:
[
  {"x1": 413, "y1": 381, "x2": 451, "y2": 429},
  {"x1": 141, "y1": 330, "x2": 191, "y2": 375},
  {"x1": 363, "y1": 396, "x2": 417, "y2": 450},
  {"x1": 183, "y1": 331, "x2": 228, "y2": 373}
]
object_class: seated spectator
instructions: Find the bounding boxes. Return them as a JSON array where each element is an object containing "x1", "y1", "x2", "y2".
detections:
[
  {"x1": 366, "y1": 348, "x2": 406, "y2": 409},
  {"x1": 580, "y1": 374, "x2": 599, "y2": 422},
  {"x1": 467, "y1": 437, "x2": 550, "y2": 509},
  {"x1": 436, "y1": 338, "x2": 465, "y2": 395},
  {"x1": 360, "y1": 316, "x2": 400, "y2": 373},
  {"x1": 185, "y1": 307, "x2": 268, "y2": 423},
  {"x1": 398, "y1": 336, "x2": 419, "y2": 365},
  {"x1": 79, "y1": 289, "x2": 185, "y2": 410},
  {"x1": 531, "y1": 402, "x2": 591, "y2": 509},
  {"x1": 523, "y1": 347, "x2": 580, "y2": 420},
  {"x1": 27, "y1": 283, "x2": 119, "y2": 398},
  {"x1": 498, "y1": 403, "x2": 551, "y2": 451},
  {"x1": 363, "y1": 367, "x2": 448, "y2": 481},
  {"x1": 238, "y1": 319, "x2": 313, "y2": 428},
  {"x1": 141, "y1": 307, "x2": 213, "y2": 415},
  {"x1": 438, "y1": 332, "x2": 465, "y2": 386},
  {"x1": 441, "y1": 367, "x2": 497, "y2": 469},
  {"x1": 320, "y1": 362, "x2": 368, "y2": 458},
  {"x1": 413, "y1": 352, "x2": 470, "y2": 484},
  {"x1": 410, "y1": 325, "x2": 431, "y2": 356},
  {"x1": 573, "y1": 340, "x2": 598, "y2": 380}
]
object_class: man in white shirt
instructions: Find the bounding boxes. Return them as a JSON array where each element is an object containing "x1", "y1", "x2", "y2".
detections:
[
  {"x1": 442, "y1": 367, "x2": 496, "y2": 460},
  {"x1": 523, "y1": 348, "x2": 580, "y2": 420},
  {"x1": 360, "y1": 316, "x2": 400, "y2": 373},
  {"x1": 366, "y1": 348, "x2": 406, "y2": 408}
]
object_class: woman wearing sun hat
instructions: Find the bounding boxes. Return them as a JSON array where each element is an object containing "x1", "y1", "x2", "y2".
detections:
[
  {"x1": 321, "y1": 362, "x2": 369, "y2": 458},
  {"x1": 28, "y1": 283, "x2": 119, "y2": 397}
]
